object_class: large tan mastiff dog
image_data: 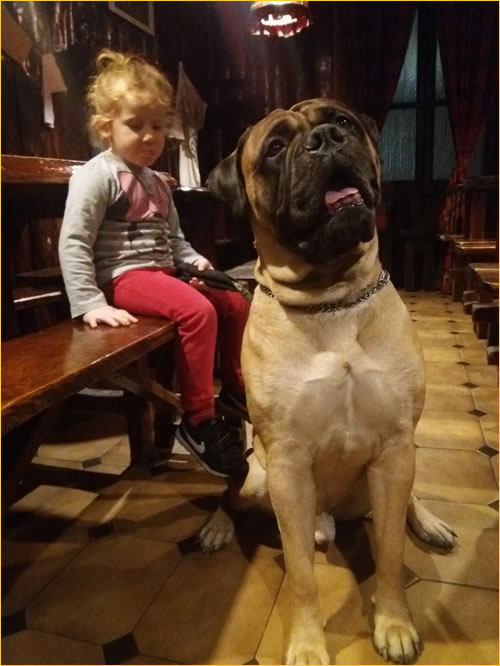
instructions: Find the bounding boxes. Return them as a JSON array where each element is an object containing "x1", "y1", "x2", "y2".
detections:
[{"x1": 202, "y1": 99, "x2": 456, "y2": 665}]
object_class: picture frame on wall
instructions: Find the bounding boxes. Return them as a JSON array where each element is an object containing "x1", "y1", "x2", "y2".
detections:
[{"x1": 108, "y1": 2, "x2": 155, "y2": 35}]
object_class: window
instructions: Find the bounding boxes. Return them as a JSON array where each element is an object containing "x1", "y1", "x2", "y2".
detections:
[
  {"x1": 379, "y1": 13, "x2": 418, "y2": 181},
  {"x1": 379, "y1": 11, "x2": 483, "y2": 182}
]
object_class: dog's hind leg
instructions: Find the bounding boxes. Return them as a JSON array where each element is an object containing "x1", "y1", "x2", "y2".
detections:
[
  {"x1": 407, "y1": 494, "x2": 457, "y2": 550},
  {"x1": 314, "y1": 512, "x2": 336, "y2": 545},
  {"x1": 198, "y1": 446, "x2": 270, "y2": 552},
  {"x1": 199, "y1": 498, "x2": 235, "y2": 552}
]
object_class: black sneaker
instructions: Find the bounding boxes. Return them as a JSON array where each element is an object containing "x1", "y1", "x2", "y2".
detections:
[
  {"x1": 216, "y1": 387, "x2": 249, "y2": 421},
  {"x1": 175, "y1": 415, "x2": 247, "y2": 477}
]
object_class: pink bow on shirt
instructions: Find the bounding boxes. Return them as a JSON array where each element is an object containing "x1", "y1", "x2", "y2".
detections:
[{"x1": 119, "y1": 171, "x2": 170, "y2": 221}]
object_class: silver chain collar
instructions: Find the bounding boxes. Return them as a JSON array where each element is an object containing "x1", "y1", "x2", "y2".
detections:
[{"x1": 258, "y1": 268, "x2": 390, "y2": 314}]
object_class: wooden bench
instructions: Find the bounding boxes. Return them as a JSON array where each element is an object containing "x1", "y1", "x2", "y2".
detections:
[
  {"x1": 463, "y1": 263, "x2": 499, "y2": 311},
  {"x1": 466, "y1": 263, "x2": 499, "y2": 364},
  {"x1": 2, "y1": 317, "x2": 180, "y2": 504},
  {"x1": 450, "y1": 239, "x2": 497, "y2": 302},
  {"x1": 439, "y1": 175, "x2": 498, "y2": 297}
]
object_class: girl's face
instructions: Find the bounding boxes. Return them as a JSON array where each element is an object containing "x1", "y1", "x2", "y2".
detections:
[{"x1": 106, "y1": 94, "x2": 168, "y2": 170}]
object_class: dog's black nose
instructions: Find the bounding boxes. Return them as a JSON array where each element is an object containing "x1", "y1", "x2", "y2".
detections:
[{"x1": 305, "y1": 124, "x2": 345, "y2": 153}]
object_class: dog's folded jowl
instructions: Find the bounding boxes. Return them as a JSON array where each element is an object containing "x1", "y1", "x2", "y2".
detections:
[{"x1": 279, "y1": 195, "x2": 376, "y2": 263}]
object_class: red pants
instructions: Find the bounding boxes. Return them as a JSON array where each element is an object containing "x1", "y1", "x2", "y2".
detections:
[{"x1": 105, "y1": 268, "x2": 249, "y2": 424}]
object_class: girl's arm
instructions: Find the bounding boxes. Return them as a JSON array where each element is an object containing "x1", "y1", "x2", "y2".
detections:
[
  {"x1": 58, "y1": 162, "x2": 137, "y2": 327},
  {"x1": 167, "y1": 200, "x2": 214, "y2": 289},
  {"x1": 167, "y1": 197, "x2": 209, "y2": 266}
]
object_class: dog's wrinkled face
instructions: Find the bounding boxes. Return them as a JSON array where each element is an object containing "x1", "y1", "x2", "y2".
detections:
[{"x1": 207, "y1": 99, "x2": 381, "y2": 265}]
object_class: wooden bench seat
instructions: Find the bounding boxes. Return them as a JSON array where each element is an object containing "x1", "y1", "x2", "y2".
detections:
[
  {"x1": 463, "y1": 262, "x2": 499, "y2": 311},
  {"x1": 472, "y1": 301, "x2": 499, "y2": 364},
  {"x1": 453, "y1": 239, "x2": 497, "y2": 252},
  {"x1": 465, "y1": 263, "x2": 499, "y2": 364},
  {"x1": 2, "y1": 316, "x2": 179, "y2": 504},
  {"x1": 450, "y1": 238, "x2": 497, "y2": 301}
]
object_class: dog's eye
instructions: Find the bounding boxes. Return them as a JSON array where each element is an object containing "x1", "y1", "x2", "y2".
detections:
[
  {"x1": 335, "y1": 115, "x2": 353, "y2": 129},
  {"x1": 266, "y1": 139, "x2": 286, "y2": 158}
]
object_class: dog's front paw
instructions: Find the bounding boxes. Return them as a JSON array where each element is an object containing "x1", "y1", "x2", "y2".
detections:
[
  {"x1": 373, "y1": 614, "x2": 422, "y2": 664},
  {"x1": 285, "y1": 637, "x2": 330, "y2": 665},
  {"x1": 285, "y1": 618, "x2": 330, "y2": 665},
  {"x1": 198, "y1": 506, "x2": 234, "y2": 552}
]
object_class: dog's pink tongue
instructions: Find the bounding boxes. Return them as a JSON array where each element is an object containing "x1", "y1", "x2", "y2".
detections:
[{"x1": 324, "y1": 187, "x2": 360, "y2": 206}]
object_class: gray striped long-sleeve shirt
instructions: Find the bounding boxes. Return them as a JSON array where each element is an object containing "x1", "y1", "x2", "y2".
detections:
[{"x1": 58, "y1": 150, "x2": 204, "y2": 318}]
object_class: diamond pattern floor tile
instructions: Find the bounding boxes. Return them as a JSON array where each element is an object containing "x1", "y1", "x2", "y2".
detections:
[
  {"x1": 472, "y1": 386, "x2": 499, "y2": 415},
  {"x1": 465, "y1": 364, "x2": 499, "y2": 388},
  {"x1": 415, "y1": 411, "x2": 485, "y2": 450},
  {"x1": 2, "y1": 521, "x2": 88, "y2": 616},
  {"x1": 424, "y1": 384, "x2": 475, "y2": 411},
  {"x1": 424, "y1": 362, "x2": 469, "y2": 385},
  {"x1": 1, "y1": 629, "x2": 105, "y2": 665},
  {"x1": 134, "y1": 550, "x2": 284, "y2": 664},
  {"x1": 480, "y1": 415, "x2": 500, "y2": 450},
  {"x1": 415, "y1": 448, "x2": 498, "y2": 504},
  {"x1": 405, "y1": 499, "x2": 498, "y2": 588},
  {"x1": 406, "y1": 581, "x2": 499, "y2": 665},
  {"x1": 26, "y1": 535, "x2": 182, "y2": 645}
]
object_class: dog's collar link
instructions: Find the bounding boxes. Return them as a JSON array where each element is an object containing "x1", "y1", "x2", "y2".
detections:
[{"x1": 259, "y1": 268, "x2": 390, "y2": 313}]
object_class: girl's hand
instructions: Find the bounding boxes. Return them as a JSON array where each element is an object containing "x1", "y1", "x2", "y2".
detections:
[
  {"x1": 190, "y1": 257, "x2": 213, "y2": 290},
  {"x1": 192, "y1": 257, "x2": 213, "y2": 271},
  {"x1": 83, "y1": 306, "x2": 138, "y2": 329}
]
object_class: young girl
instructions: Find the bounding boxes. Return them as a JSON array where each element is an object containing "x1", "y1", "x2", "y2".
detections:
[{"x1": 58, "y1": 50, "x2": 249, "y2": 477}]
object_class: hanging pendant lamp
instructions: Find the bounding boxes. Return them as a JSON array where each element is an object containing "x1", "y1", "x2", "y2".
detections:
[{"x1": 249, "y1": 1, "x2": 311, "y2": 38}]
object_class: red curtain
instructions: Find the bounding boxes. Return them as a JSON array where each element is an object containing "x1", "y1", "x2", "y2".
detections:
[{"x1": 437, "y1": 1, "x2": 498, "y2": 235}]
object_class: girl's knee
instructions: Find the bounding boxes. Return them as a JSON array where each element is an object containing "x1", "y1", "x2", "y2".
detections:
[
  {"x1": 217, "y1": 291, "x2": 250, "y2": 319},
  {"x1": 191, "y1": 297, "x2": 217, "y2": 330},
  {"x1": 231, "y1": 293, "x2": 250, "y2": 320}
]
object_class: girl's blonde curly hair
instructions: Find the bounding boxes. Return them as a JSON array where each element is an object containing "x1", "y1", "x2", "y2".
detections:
[{"x1": 87, "y1": 49, "x2": 173, "y2": 148}]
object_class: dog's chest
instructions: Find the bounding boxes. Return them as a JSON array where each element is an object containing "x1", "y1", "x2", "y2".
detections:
[
  {"x1": 298, "y1": 343, "x2": 395, "y2": 454},
  {"x1": 246, "y1": 307, "x2": 405, "y2": 457}
]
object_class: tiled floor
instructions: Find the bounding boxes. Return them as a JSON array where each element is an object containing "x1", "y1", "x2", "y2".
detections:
[{"x1": 2, "y1": 291, "x2": 498, "y2": 665}]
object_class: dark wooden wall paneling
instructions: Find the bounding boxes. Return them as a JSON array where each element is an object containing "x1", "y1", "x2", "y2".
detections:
[{"x1": 2, "y1": 1, "x2": 497, "y2": 286}]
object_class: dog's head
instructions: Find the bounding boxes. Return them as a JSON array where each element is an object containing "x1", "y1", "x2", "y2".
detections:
[{"x1": 207, "y1": 99, "x2": 381, "y2": 265}]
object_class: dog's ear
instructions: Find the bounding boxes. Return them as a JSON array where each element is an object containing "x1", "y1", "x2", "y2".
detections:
[
  {"x1": 206, "y1": 128, "x2": 251, "y2": 220},
  {"x1": 358, "y1": 113, "x2": 379, "y2": 149}
]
